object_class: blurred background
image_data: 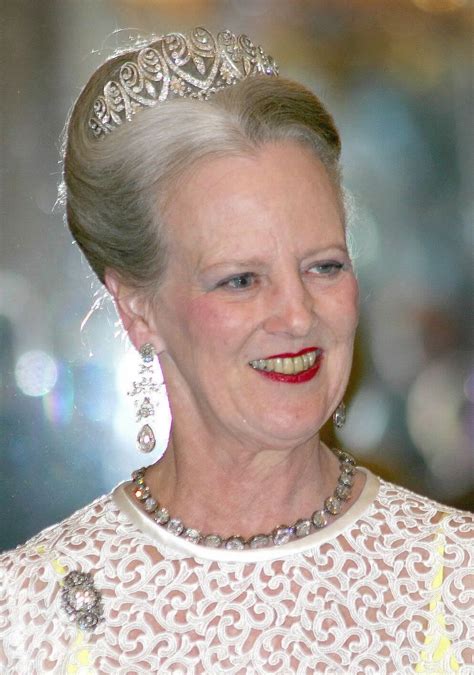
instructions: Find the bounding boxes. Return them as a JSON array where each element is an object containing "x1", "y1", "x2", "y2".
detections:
[{"x1": 1, "y1": 0, "x2": 473, "y2": 551}]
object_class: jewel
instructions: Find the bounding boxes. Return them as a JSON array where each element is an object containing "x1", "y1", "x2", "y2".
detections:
[
  {"x1": 183, "y1": 528, "x2": 201, "y2": 544},
  {"x1": 61, "y1": 571, "x2": 103, "y2": 633},
  {"x1": 272, "y1": 526, "x2": 293, "y2": 546},
  {"x1": 154, "y1": 507, "x2": 170, "y2": 524},
  {"x1": 248, "y1": 534, "x2": 270, "y2": 549},
  {"x1": 225, "y1": 537, "x2": 245, "y2": 550},
  {"x1": 294, "y1": 519, "x2": 312, "y2": 538},
  {"x1": 140, "y1": 343, "x2": 155, "y2": 363},
  {"x1": 67, "y1": 586, "x2": 98, "y2": 611},
  {"x1": 312, "y1": 510, "x2": 327, "y2": 528},
  {"x1": 129, "y1": 376, "x2": 160, "y2": 397},
  {"x1": 145, "y1": 81, "x2": 156, "y2": 97},
  {"x1": 203, "y1": 534, "x2": 222, "y2": 548},
  {"x1": 335, "y1": 484, "x2": 351, "y2": 500},
  {"x1": 333, "y1": 402, "x2": 346, "y2": 428},
  {"x1": 65, "y1": 571, "x2": 91, "y2": 586},
  {"x1": 339, "y1": 473, "x2": 354, "y2": 487},
  {"x1": 130, "y1": 446, "x2": 357, "y2": 550},
  {"x1": 193, "y1": 55, "x2": 206, "y2": 75},
  {"x1": 339, "y1": 450, "x2": 356, "y2": 465},
  {"x1": 136, "y1": 397, "x2": 154, "y2": 421},
  {"x1": 341, "y1": 464, "x2": 355, "y2": 476},
  {"x1": 325, "y1": 496, "x2": 342, "y2": 515},
  {"x1": 134, "y1": 485, "x2": 150, "y2": 501},
  {"x1": 89, "y1": 29, "x2": 278, "y2": 139},
  {"x1": 167, "y1": 518, "x2": 184, "y2": 536},
  {"x1": 144, "y1": 497, "x2": 157, "y2": 512},
  {"x1": 77, "y1": 613, "x2": 99, "y2": 631},
  {"x1": 137, "y1": 424, "x2": 156, "y2": 453}
]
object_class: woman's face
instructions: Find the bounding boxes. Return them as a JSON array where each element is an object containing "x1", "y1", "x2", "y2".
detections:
[{"x1": 149, "y1": 141, "x2": 359, "y2": 449}]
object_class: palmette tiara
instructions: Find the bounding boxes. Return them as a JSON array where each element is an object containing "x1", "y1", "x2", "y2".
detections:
[{"x1": 89, "y1": 27, "x2": 279, "y2": 139}]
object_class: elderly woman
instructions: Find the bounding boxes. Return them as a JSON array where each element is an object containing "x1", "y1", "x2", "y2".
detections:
[{"x1": 0, "y1": 28, "x2": 471, "y2": 673}]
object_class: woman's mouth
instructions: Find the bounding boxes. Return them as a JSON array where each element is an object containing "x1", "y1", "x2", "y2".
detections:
[{"x1": 249, "y1": 348, "x2": 323, "y2": 383}]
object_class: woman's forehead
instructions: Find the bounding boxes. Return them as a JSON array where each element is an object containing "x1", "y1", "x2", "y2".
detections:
[{"x1": 162, "y1": 141, "x2": 345, "y2": 255}]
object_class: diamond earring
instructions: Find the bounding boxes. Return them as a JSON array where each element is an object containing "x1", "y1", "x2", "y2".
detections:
[
  {"x1": 128, "y1": 343, "x2": 161, "y2": 453},
  {"x1": 333, "y1": 401, "x2": 346, "y2": 429}
]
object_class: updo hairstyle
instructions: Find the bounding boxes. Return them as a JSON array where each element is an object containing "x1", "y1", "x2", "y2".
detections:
[{"x1": 62, "y1": 50, "x2": 343, "y2": 299}]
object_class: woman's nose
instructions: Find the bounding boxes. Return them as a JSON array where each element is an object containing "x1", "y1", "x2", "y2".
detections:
[{"x1": 261, "y1": 275, "x2": 314, "y2": 338}]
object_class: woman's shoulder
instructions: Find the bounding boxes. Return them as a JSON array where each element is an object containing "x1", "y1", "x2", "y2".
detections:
[
  {"x1": 0, "y1": 488, "x2": 127, "y2": 595},
  {"x1": 2, "y1": 491, "x2": 113, "y2": 560},
  {"x1": 0, "y1": 491, "x2": 110, "y2": 669},
  {"x1": 373, "y1": 474, "x2": 473, "y2": 545},
  {"x1": 0, "y1": 488, "x2": 137, "y2": 665}
]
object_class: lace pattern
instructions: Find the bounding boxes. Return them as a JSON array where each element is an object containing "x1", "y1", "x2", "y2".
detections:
[{"x1": 1, "y1": 472, "x2": 472, "y2": 673}]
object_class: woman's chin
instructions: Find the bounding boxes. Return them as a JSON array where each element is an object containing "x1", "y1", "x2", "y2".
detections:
[{"x1": 240, "y1": 409, "x2": 325, "y2": 447}]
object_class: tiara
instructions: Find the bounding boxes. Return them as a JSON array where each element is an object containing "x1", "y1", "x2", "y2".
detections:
[{"x1": 89, "y1": 27, "x2": 279, "y2": 139}]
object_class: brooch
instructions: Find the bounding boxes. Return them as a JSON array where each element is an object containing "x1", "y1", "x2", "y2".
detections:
[{"x1": 61, "y1": 571, "x2": 104, "y2": 631}]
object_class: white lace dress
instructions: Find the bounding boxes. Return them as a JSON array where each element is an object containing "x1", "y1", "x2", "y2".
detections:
[{"x1": 0, "y1": 468, "x2": 472, "y2": 674}]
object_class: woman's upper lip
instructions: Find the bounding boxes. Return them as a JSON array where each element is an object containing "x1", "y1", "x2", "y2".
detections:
[{"x1": 261, "y1": 347, "x2": 322, "y2": 359}]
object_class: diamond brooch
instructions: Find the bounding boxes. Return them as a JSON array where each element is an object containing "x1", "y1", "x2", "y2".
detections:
[{"x1": 61, "y1": 571, "x2": 104, "y2": 632}]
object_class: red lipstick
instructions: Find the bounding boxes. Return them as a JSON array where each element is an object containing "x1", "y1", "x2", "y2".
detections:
[
  {"x1": 264, "y1": 347, "x2": 318, "y2": 359},
  {"x1": 250, "y1": 347, "x2": 323, "y2": 384}
]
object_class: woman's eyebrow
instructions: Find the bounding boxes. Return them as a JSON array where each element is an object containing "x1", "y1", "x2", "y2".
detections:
[
  {"x1": 200, "y1": 245, "x2": 348, "y2": 274},
  {"x1": 301, "y1": 244, "x2": 349, "y2": 258},
  {"x1": 200, "y1": 257, "x2": 267, "y2": 273}
]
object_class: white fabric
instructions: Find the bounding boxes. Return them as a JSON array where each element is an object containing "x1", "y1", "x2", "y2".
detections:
[{"x1": 0, "y1": 468, "x2": 472, "y2": 673}]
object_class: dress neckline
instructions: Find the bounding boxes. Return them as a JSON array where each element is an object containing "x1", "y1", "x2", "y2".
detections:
[{"x1": 112, "y1": 467, "x2": 380, "y2": 563}]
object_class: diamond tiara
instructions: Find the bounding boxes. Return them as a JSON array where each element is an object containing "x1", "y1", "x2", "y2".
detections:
[{"x1": 88, "y1": 27, "x2": 279, "y2": 139}]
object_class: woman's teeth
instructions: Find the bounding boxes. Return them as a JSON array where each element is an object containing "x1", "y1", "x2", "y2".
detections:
[{"x1": 249, "y1": 350, "x2": 320, "y2": 374}]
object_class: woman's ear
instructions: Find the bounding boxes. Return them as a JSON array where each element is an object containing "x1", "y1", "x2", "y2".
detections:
[{"x1": 104, "y1": 269, "x2": 166, "y2": 354}]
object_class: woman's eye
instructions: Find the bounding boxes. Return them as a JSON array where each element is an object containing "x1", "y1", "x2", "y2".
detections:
[
  {"x1": 218, "y1": 273, "x2": 256, "y2": 290},
  {"x1": 308, "y1": 261, "x2": 345, "y2": 276}
]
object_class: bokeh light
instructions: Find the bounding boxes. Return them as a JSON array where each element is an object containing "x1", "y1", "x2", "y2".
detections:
[
  {"x1": 369, "y1": 282, "x2": 428, "y2": 392},
  {"x1": 15, "y1": 350, "x2": 58, "y2": 397},
  {"x1": 407, "y1": 354, "x2": 472, "y2": 497},
  {"x1": 336, "y1": 384, "x2": 391, "y2": 454}
]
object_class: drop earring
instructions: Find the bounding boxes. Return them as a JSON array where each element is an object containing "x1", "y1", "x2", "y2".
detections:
[
  {"x1": 333, "y1": 401, "x2": 346, "y2": 429},
  {"x1": 128, "y1": 343, "x2": 161, "y2": 453}
]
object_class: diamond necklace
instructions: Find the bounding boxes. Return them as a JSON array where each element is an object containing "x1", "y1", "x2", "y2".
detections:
[{"x1": 131, "y1": 448, "x2": 357, "y2": 550}]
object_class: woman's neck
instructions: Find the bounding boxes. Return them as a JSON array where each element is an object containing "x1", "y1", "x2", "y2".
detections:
[{"x1": 143, "y1": 432, "x2": 357, "y2": 540}]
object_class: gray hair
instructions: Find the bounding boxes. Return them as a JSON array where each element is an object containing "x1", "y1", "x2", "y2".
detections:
[{"x1": 62, "y1": 74, "x2": 343, "y2": 297}]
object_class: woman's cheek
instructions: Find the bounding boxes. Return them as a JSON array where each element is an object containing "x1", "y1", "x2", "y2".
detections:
[
  {"x1": 186, "y1": 296, "x2": 244, "y2": 346},
  {"x1": 335, "y1": 275, "x2": 359, "y2": 334}
]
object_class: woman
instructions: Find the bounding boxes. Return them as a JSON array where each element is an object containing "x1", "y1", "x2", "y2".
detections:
[{"x1": 0, "y1": 27, "x2": 471, "y2": 673}]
